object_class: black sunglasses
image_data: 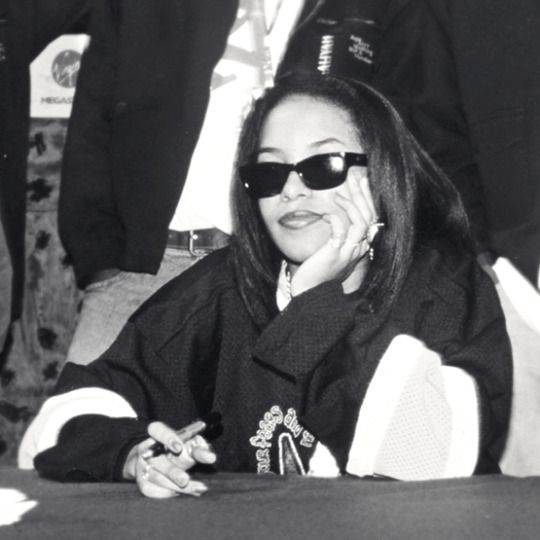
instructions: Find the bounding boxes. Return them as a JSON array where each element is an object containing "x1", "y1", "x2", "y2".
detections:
[{"x1": 239, "y1": 152, "x2": 368, "y2": 199}]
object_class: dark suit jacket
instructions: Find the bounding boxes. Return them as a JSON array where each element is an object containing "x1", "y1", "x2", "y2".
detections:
[
  {"x1": 0, "y1": 0, "x2": 90, "y2": 323},
  {"x1": 59, "y1": 0, "x2": 482, "y2": 287},
  {"x1": 427, "y1": 0, "x2": 540, "y2": 283}
]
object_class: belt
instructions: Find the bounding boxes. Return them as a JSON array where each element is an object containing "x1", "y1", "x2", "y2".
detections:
[{"x1": 166, "y1": 228, "x2": 230, "y2": 256}]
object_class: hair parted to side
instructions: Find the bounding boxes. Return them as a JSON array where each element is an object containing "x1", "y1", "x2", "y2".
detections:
[{"x1": 231, "y1": 72, "x2": 471, "y2": 328}]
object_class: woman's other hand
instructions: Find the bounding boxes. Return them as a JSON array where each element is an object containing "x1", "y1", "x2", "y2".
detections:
[
  {"x1": 291, "y1": 170, "x2": 380, "y2": 296},
  {"x1": 123, "y1": 421, "x2": 217, "y2": 498}
]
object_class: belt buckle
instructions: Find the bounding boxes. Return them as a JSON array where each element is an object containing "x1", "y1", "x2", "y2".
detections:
[{"x1": 188, "y1": 230, "x2": 210, "y2": 257}]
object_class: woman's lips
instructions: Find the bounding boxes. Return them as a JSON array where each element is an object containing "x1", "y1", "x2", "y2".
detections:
[{"x1": 278, "y1": 210, "x2": 324, "y2": 229}]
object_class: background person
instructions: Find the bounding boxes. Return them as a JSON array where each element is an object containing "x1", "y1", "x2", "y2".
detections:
[
  {"x1": 20, "y1": 75, "x2": 512, "y2": 498},
  {"x1": 0, "y1": 0, "x2": 90, "y2": 359},
  {"x1": 425, "y1": 0, "x2": 540, "y2": 289}
]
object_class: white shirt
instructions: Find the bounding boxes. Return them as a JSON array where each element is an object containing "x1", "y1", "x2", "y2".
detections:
[{"x1": 169, "y1": 0, "x2": 304, "y2": 233}]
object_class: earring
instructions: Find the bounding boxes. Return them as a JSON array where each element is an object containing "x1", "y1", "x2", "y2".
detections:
[
  {"x1": 369, "y1": 246, "x2": 374, "y2": 261},
  {"x1": 368, "y1": 221, "x2": 385, "y2": 242}
]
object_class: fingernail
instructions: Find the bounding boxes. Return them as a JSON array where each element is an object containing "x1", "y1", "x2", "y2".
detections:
[
  {"x1": 175, "y1": 473, "x2": 190, "y2": 489},
  {"x1": 206, "y1": 452, "x2": 217, "y2": 464},
  {"x1": 171, "y1": 441, "x2": 183, "y2": 454}
]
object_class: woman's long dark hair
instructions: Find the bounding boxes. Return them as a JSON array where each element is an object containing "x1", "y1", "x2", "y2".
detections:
[{"x1": 231, "y1": 73, "x2": 472, "y2": 328}]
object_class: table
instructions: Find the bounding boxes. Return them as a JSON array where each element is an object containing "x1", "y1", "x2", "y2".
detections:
[{"x1": 1, "y1": 466, "x2": 539, "y2": 539}]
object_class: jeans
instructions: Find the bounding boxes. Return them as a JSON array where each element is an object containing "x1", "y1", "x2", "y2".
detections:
[{"x1": 66, "y1": 248, "x2": 202, "y2": 365}]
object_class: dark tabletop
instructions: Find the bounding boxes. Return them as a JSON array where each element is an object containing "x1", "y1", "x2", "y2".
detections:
[{"x1": 1, "y1": 466, "x2": 540, "y2": 539}]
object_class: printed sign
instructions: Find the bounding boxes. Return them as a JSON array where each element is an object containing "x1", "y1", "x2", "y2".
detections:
[{"x1": 30, "y1": 34, "x2": 90, "y2": 118}]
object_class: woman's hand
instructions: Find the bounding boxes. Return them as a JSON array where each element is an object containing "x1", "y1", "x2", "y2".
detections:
[
  {"x1": 290, "y1": 169, "x2": 381, "y2": 296},
  {"x1": 123, "y1": 421, "x2": 217, "y2": 498}
]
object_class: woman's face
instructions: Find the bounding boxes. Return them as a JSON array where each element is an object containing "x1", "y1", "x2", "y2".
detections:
[{"x1": 257, "y1": 95, "x2": 368, "y2": 265}]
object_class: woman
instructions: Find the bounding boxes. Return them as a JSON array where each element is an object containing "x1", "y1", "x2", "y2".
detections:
[{"x1": 19, "y1": 74, "x2": 512, "y2": 498}]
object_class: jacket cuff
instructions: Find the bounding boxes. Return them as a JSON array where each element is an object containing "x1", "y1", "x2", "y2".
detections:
[{"x1": 34, "y1": 415, "x2": 150, "y2": 482}]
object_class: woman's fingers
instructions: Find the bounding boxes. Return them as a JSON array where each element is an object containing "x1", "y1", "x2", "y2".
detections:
[
  {"x1": 188, "y1": 435, "x2": 218, "y2": 465},
  {"x1": 147, "y1": 421, "x2": 186, "y2": 455},
  {"x1": 349, "y1": 173, "x2": 385, "y2": 247},
  {"x1": 331, "y1": 198, "x2": 369, "y2": 258},
  {"x1": 348, "y1": 171, "x2": 375, "y2": 221},
  {"x1": 358, "y1": 174, "x2": 377, "y2": 219},
  {"x1": 291, "y1": 170, "x2": 380, "y2": 294},
  {"x1": 355, "y1": 174, "x2": 385, "y2": 243},
  {"x1": 321, "y1": 210, "x2": 366, "y2": 261},
  {"x1": 338, "y1": 177, "x2": 366, "y2": 227},
  {"x1": 331, "y1": 172, "x2": 377, "y2": 248},
  {"x1": 137, "y1": 457, "x2": 186, "y2": 495},
  {"x1": 323, "y1": 213, "x2": 347, "y2": 248},
  {"x1": 137, "y1": 456, "x2": 208, "y2": 498},
  {"x1": 146, "y1": 422, "x2": 217, "y2": 466},
  {"x1": 161, "y1": 435, "x2": 216, "y2": 471},
  {"x1": 135, "y1": 422, "x2": 215, "y2": 498}
]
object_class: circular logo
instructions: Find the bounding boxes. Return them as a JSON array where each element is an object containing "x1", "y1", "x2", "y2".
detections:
[{"x1": 51, "y1": 50, "x2": 82, "y2": 88}]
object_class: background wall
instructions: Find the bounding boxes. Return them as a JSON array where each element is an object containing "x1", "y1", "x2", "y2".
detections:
[{"x1": 0, "y1": 120, "x2": 81, "y2": 463}]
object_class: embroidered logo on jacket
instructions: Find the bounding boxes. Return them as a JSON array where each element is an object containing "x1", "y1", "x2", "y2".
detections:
[
  {"x1": 348, "y1": 35, "x2": 374, "y2": 65},
  {"x1": 249, "y1": 405, "x2": 316, "y2": 474}
]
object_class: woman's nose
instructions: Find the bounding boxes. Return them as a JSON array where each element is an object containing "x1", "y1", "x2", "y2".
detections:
[{"x1": 280, "y1": 171, "x2": 311, "y2": 200}]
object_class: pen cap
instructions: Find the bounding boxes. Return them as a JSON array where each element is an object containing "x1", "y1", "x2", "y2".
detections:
[{"x1": 200, "y1": 411, "x2": 223, "y2": 440}]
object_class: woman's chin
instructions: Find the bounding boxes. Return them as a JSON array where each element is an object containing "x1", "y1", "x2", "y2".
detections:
[{"x1": 280, "y1": 239, "x2": 327, "y2": 265}]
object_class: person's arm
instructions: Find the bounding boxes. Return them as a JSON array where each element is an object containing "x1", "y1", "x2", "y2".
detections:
[
  {"x1": 21, "y1": 253, "x2": 229, "y2": 483},
  {"x1": 121, "y1": 421, "x2": 216, "y2": 498},
  {"x1": 22, "y1": 322, "x2": 216, "y2": 496},
  {"x1": 345, "y1": 251, "x2": 512, "y2": 478},
  {"x1": 21, "y1": 323, "x2": 170, "y2": 480},
  {"x1": 413, "y1": 252, "x2": 513, "y2": 472},
  {"x1": 30, "y1": 388, "x2": 216, "y2": 498},
  {"x1": 58, "y1": 0, "x2": 121, "y2": 286},
  {"x1": 372, "y1": 0, "x2": 490, "y2": 251}
]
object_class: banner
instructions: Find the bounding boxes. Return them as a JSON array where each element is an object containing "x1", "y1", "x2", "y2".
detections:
[{"x1": 30, "y1": 34, "x2": 90, "y2": 118}]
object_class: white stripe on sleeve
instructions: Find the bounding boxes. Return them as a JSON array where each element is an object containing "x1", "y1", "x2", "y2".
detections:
[{"x1": 346, "y1": 334, "x2": 479, "y2": 480}]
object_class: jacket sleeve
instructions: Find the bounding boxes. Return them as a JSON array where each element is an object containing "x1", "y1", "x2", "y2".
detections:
[
  {"x1": 30, "y1": 316, "x2": 214, "y2": 481},
  {"x1": 28, "y1": 323, "x2": 169, "y2": 481},
  {"x1": 373, "y1": 0, "x2": 490, "y2": 250},
  {"x1": 28, "y1": 253, "x2": 232, "y2": 481},
  {"x1": 58, "y1": 0, "x2": 121, "y2": 286},
  {"x1": 403, "y1": 251, "x2": 513, "y2": 471}
]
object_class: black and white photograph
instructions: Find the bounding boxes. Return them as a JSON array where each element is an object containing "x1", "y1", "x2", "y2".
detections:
[{"x1": 1, "y1": 1, "x2": 540, "y2": 538}]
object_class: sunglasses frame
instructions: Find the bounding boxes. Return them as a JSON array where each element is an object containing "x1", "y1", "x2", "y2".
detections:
[{"x1": 239, "y1": 151, "x2": 368, "y2": 199}]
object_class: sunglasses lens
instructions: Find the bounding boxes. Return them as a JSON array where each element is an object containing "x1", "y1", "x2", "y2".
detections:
[
  {"x1": 240, "y1": 163, "x2": 290, "y2": 198},
  {"x1": 299, "y1": 154, "x2": 348, "y2": 189}
]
